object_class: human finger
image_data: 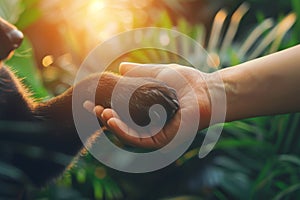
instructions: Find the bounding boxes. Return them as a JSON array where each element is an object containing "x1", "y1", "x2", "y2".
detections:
[
  {"x1": 83, "y1": 100, "x2": 95, "y2": 113},
  {"x1": 119, "y1": 62, "x2": 164, "y2": 78},
  {"x1": 107, "y1": 117, "x2": 161, "y2": 149}
]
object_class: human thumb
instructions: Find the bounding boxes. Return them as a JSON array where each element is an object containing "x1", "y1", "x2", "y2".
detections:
[{"x1": 119, "y1": 62, "x2": 161, "y2": 78}]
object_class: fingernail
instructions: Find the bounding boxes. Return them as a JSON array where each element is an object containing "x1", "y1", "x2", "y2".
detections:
[
  {"x1": 107, "y1": 118, "x2": 127, "y2": 131},
  {"x1": 93, "y1": 107, "x2": 99, "y2": 115},
  {"x1": 83, "y1": 100, "x2": 94, "y2": 112},
  {"x1": 101, "y1": 112, "x2": 105, "y2": 120},
  {"x1": 121, "y1": 62, "x2": 137, "y2": 65},
  {"x1": 107, "y1": 118, "x2": 113, "y2": 127},
  {"x1": 120, "y1": 62, "x2": 143, "y2": 67}
]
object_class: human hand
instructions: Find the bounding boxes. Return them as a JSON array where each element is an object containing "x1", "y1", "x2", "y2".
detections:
[{"x1": 89, "y1": 63, "x2": 213, "y2": 149}]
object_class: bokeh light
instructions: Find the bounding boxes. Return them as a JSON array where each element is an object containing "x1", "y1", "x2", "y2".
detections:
[{"x1": 42, "y1": 55, "x2": 54, "y2": 67}]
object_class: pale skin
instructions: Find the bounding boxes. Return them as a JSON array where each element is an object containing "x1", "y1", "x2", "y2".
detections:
[{"x1": 84, "y1": 45, "x2": 300, "y2": 149}]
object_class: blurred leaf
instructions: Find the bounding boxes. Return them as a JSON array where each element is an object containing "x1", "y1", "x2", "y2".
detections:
[
  {"x1": 255, "y1": 11, "x2": 266, "y2": 23},
  {"x1": 214, "y1": 156, "x2": 251, "y2": 174},
  {"x1": 17, "y1": 0, "x2": 41, "y2": 30},
  {"x1": 274, "y1": 114, "x2": 291, "y2": 152},
  {"x1": 0, "y1": 161, "x2": 28, "y2": 183},
  {"x1": 273, "y1": 183, "x2": 300, "y2": 200},
  {"x1": 93, "y1": 180, "x2": 104, "y2": 200},
  {"x1": 0, "y1": 0, "x2": 23, "y2": 23},
  {"x1": 282, "y1": 113, "x2": 300, "y2": 153},
  {"x1": 156, "y1": 11, "x2": 173, "y2": 29},
  {"x1": 216, "y1": 139, "x2": 269, "y2": 150},
  {"x1": 5, "y1": 37, "x2": 49, "y2": 99},
  {"x1": 220, "y1": 172, "x2": 251, "y2": 199},
  {"x1": 291, "y1": 0, "x2": 300, "y2": 41},
  {"x1": 76, "y1": 169, "x2": 86, "y2": 184},
  {"x1": 278, "y1": 155, "x2": 300, "y2": 167}
]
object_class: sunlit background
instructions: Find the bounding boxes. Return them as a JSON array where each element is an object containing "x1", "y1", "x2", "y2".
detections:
[
  {"x1": 24, "y1": 0, "x2": 211, "y2": 95},
  {"x1": 1, "y1": 0, "x2": 300, "y2": 199},
  {"x1": 2, "y1": 0, "x2": 298, "y2": 96}
]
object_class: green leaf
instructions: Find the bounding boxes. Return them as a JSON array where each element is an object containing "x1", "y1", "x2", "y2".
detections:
[
  {"x1": 215, "y1": 139, "x2": 268, "y2": 150},
  {"x1": 93, "y1": 180, "x2": 104, "y2": 200},
  {"x1": 273, "y1": 183, "x2": 300, "y2": 200},
  {"x1": 0, "y1": 0, "x2": 23, "y2": 23},
  {"x1": 5, "y1": 37, "x2": 49, "y2": 99},
  {"x1": 278, "y1": 154, "x2": 300, "y2": 166},
  {"x1": 282, "y1": 114, "x2": 300, "y2": 153},
  {"x1": 156, "y1": 11, "x2": 173, "y2": 28},
  {"x1": 76, "y1": 168, "x2": 86, "y2": 183}
]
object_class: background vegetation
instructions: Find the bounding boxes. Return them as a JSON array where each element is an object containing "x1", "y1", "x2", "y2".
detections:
[{"x1": 1, "y1": 0, "x2": 300, "y2": 199}]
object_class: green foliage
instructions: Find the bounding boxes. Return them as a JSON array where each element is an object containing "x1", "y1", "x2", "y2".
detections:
[
  {"x1": 5, "y1": 38, "x2": 49, "y2": 99},
  {"x1": 291, "y1": 0, "x2": 300, "y2": 42},
  {"x1": 1, "y1": 0, "x2": 48, "y2": 99},
  {"x1": 140, "y1": 4, "x2": 300, "y2": 199},
  {"x1": 2, "y1": 0, "x2": 300, "y2": 199},
  {"x1": 33, "y1": 154, "x2": 123, "y2": 200},
  {"x1": 16, "y1": 0, "x2": 41, "y2": 29}
]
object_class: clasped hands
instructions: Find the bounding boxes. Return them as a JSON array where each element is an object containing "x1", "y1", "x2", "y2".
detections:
[{"x1": 84, "y1": 62, "x2": 213, "y2": 149}]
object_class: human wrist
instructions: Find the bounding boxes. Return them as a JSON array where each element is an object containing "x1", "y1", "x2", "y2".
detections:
[
  {"x1": 218, "y1": 67, "x2": 243, "y2": 122},
  {"x1": 199, "y1": 65, "x2": 259, "y2": 126},
  {"x1": 200, "y1": 71, "x2": 227, "y2": 128},
  {"x1": 218, "y1": 61, "x2": 272, "y2": 122}
]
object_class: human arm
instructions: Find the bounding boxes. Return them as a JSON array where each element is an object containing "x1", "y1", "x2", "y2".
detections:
[
  {"x1": 93, "y1": 45, "x2": 300, "y2": 148},
  {"x1": 221, "y1": 44, "x2": 300, "y2": 121}
]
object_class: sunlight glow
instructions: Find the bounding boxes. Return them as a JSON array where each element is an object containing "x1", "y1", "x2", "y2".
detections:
[
  {"x1": 39, "y1": 0, "x2": 154, "y2": 46},
  {"x1": 208, "y1": 9, "x2": 227, "y2": 52},
  {"x1": 207, "y1": 52, "x2": 220, "y2": 68},
  {"x1": 42, "y1": 55, "x2": 54, "y2": 67},
  {"x1": 220, "y1": 3, "x2": 249, "y2": 54},
  {"x1": 95, "y1": 167, "x2": 106, "y2": 179},
  {"x1": 215, "y1": 9, "x2": 227, "y2": 23},
  {"x1": 132, "y1": 0, "x2": 152, "y2": 9},
  {"x1": 88, "y1": 0, "x2": 106, "y2": 13},
  {"x1": 160, "y1": 33, "x2": 170, "y2": 46}
]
